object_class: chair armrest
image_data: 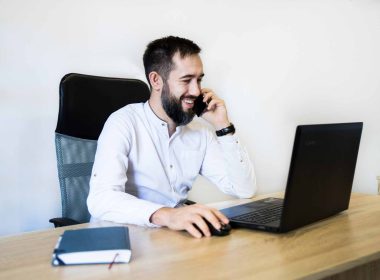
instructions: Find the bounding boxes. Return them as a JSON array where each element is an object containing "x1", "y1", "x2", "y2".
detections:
[{"x1": 49, "y1": 217, "x2": 81, "y2": 227}]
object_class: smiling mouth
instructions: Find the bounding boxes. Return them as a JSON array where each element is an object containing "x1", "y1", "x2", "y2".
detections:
[
  {"x1": 181, "y1": 97, "x2": 195, "y2": 108},
  {"x1": 183, "y1": 98, "x2": 194, "y2": 104}
]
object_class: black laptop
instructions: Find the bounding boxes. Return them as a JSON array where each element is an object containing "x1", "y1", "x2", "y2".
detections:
[{"x1": 221, "y1": 122, "x2": 363, "y2": 233}]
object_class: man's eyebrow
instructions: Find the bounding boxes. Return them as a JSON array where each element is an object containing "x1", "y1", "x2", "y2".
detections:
[{"x1": 179, "y1": 73, "x2": 205, "y2": 79}]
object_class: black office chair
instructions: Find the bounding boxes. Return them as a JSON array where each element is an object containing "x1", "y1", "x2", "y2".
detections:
[{"x1": 49, "y1": 73, "x2": 151, "y2": 227}]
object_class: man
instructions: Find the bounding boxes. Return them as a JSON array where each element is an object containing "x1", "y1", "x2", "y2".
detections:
[{"x1": 87, "y1": 36, "x2": 256, "y2": 238}]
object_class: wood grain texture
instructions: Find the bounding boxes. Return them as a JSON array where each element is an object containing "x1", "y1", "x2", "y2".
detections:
[{"x1": 1, "y1": 193, "x2": 380, "y2": 280}]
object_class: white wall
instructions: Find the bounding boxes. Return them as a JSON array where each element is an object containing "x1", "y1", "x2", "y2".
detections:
[{"x1": 0, "y1": 0, "x2": 379, "y2": 236}]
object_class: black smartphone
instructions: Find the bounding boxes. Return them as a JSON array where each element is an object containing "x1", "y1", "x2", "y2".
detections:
[{"x1": 193, "y1": 94, "x2": 207, "y2": 117}]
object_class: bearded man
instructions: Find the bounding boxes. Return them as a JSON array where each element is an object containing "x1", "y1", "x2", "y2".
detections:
[{"x1": 87, "y1": 36, "x2": 256, "y2": 238}]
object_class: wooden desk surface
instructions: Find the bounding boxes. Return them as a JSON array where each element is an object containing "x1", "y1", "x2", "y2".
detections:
[{"x1": 1, "y1": 193, "x2": 380, "y2": 280}]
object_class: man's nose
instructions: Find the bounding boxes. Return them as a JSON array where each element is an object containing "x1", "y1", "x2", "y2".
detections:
[{"x1": 189, "y1": 81, "x2": 201, "y2": 96}]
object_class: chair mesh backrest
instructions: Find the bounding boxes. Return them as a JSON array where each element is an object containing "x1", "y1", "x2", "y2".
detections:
[
  {"x1": 55, "y1": 133, "x2": 97, "y2": 222},
  {"x1": 55, "y1": 73, "x2": 150, "y2": 223}
]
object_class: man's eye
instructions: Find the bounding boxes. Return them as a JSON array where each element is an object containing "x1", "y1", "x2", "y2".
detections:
[
  {"x1": 197, "y1": 79, "x2": 202, "y2": 83},
  {"x1": 183, "y1": 80, "x2": 191, "y2": 84}
]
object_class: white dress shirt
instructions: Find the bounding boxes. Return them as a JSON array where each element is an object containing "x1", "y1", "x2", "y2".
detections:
[{"x1": 87, "y1": 102, "x2": 256, "y2": 227}]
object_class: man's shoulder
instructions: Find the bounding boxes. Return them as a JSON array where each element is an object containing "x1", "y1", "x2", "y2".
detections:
[
  {"x1": 103, "y1": 102, "x2": 146, "y2": 132},
  {"x1": 109, "y1": 102, "x2": 145, "y2": 121}
]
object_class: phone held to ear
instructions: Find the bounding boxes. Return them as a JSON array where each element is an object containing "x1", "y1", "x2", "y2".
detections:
[{"x1": 193, "y1": 95, "x2": 207, "y2": 117}]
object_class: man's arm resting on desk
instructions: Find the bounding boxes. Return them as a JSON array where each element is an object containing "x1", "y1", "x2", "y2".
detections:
[{"x1": 150, "y1": 204, "x2": 229, "y2": 238}]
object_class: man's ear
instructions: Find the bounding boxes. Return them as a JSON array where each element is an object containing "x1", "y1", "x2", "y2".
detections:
[{"x1": 148, "y1": 72, "x2": 163, "y2": 92}]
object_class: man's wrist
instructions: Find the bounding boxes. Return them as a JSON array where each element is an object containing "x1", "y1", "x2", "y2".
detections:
[
  {"x1": 214, "y1": 121, "x2": 231, "y2": 131},
  {"x1": 216, "y1": 123, "x2": 235, "y2": 137},
  {"x1": 150, "y1": 207, "x2": 171, "y2": 226}
]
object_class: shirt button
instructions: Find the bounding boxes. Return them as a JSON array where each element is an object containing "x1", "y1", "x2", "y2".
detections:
[
  {"x1": 170, "y1": 164, "x2": 173, "y2": 169},
  {"x1": 162, "y1": 123, "x2": 166, "y2": 126}
]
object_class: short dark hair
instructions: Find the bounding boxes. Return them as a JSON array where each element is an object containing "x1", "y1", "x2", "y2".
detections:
[{"x1": 143, "y1": 36, "x2": 201, "y2": 87}]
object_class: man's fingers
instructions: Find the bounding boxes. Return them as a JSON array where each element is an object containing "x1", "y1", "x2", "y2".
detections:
[
  {"x1": 211, "y1": 208, "x2": 230, "y2": 225},
  {"x1": 203, "y1": 208, "x2": 230, "y2": 230},
  {"x1": 192, "y1": 216, "x2": 211, "y2": 237},
  {"x1": 202, "y1": 211, "x2": 222, "y2": 230},
  {"x1": 164, "y1": 204, "x2": 229, "y2": 238},
  {"x1": 207, "y1": 98, "x2": 224, "y2": 111},
  {"x1": 202, "y1": 91, "x2": 214, "y2": 104},
  {"x1": 184, "y1": 214, "x2": 211, "y2": 238},
  {"x1": 199, "y1": 89, "x2": 226, "y2": 113},
  {"x1": 185, "y1": 224, "x2": 203, "y2": 239},
  {"x1": 192, "y1": 205, "x2": 229, "y2": 233}
]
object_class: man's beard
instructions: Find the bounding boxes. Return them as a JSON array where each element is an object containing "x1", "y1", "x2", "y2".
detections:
[{"x1": 161, "y1": 82, "x2": 195, "y2": 126}]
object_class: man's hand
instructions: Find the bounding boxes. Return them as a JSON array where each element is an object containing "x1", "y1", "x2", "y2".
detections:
[
  {"x1": 200, "y1": 88, "x2": 231, "y2": 130},
  {"x1": 150, "y1": 204, "x2": 229, "y2": 238}
]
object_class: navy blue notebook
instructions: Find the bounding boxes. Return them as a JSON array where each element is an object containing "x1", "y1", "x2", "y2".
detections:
[{"x1": 52, "y1": 226, "x2": 131, "y2": 266}]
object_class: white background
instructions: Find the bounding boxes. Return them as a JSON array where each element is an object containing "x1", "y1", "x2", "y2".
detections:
[{"x1": 1, "y1": 0, "x2": 379, "y2": 236}]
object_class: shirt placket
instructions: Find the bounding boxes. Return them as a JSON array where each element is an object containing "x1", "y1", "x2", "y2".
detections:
[
  {"x1": 160, "y1": 122, "x2": 177, "y2": 196},
  {"x1": 168, "y1": 142, "x2": 178, "y2": 194}
]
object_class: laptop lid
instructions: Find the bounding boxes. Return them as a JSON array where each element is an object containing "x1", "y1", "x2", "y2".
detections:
[
  {"x1": 279, "y1": 122, "x2": 363, "y2": 232},
  {"x1": 221, "y1": 122, "x2": 363, "y2": 233}
]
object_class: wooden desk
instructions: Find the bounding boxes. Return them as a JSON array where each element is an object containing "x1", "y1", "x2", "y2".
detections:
[{"x1": 1, "y1": 193, "x2": 380, "y2": 280}]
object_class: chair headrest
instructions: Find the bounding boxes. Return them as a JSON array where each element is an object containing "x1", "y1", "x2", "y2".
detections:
[{"x1": 56, "y1": 73, "x2": 150, "y2": 140}]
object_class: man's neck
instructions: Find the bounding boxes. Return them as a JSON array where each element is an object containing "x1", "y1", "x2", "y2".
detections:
[{"x1": 148, "y1": 97, "x2": 177, "y2": 137}]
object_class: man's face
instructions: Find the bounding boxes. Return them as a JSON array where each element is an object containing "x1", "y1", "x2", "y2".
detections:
[{"x1": 161, "y1": 53, "x2": 204, "y2": 126}]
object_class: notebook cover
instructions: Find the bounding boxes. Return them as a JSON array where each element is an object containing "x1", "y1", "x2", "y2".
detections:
[{"x1": 52, "y1": 226, "x2": 130, "y2": 266}]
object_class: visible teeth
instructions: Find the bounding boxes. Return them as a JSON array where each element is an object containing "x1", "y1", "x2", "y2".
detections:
[{"x1": 183, "y1": 99, "x2": 194, "y2": 104}]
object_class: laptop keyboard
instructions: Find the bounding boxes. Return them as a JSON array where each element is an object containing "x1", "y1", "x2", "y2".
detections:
[{"x1": 232, "y1": 204, "x2": 283, "y2": 225}]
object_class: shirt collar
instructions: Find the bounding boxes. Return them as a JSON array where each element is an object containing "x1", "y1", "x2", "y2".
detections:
[{"x1": 144, "y1": 101, "x2": 167, "y2": 128}]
